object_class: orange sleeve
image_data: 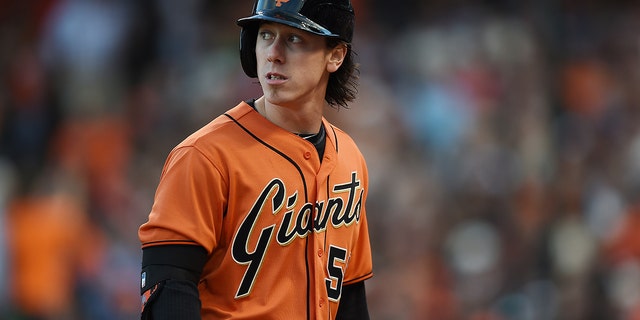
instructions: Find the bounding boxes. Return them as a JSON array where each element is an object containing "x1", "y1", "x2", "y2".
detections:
[{"x1": 139, "y1": 145, "x2": 227, "y2": 253}]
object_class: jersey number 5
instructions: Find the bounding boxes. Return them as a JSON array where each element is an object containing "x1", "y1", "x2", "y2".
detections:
[{"x1": 325, "y1": 245, "x2": 347, "y2": 302}]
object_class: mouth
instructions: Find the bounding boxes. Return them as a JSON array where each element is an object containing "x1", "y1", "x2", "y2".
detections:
[{"x1": 266, "y1": 72, "x2": 288, "y2": 82}]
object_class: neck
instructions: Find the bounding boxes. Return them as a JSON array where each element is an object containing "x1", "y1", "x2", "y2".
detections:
[{"x1": 255, "y1": 96, "x2": 323, "y2": 134}]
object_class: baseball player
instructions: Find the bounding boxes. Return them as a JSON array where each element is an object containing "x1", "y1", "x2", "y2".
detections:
[{"x1": 138, "y1": 0, "x2": 373, "y2": 319}]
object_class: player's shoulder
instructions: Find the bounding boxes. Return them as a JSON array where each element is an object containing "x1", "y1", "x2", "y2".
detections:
[
  {"x1": 326, "y1": 123, "x2": 351, "y2": 139},
  {"x1": 325, "y1": 121, "x2": 358, "y2": 146},
  {"x1": 177, "y1": 102, "x2": 253, "y2": 149},
  {"x1": 324, "y1": 120, "x2": 365, "y2": 156}
]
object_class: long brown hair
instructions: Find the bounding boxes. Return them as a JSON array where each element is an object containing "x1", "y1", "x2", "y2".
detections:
[{"x1": 325, "y1": 39, "x2": 359, "y2": 108}]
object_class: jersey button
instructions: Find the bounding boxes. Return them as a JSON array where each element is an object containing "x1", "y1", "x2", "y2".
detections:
[
  {"x1": 304, "y1": 151, "x2": 312, "y2": 159},
  {"x1": 317, "y1": 249, "x2": 323, "y2": 257},
  {"x1": 319, "y1": 299, "x2": 324, "y2": 308}
]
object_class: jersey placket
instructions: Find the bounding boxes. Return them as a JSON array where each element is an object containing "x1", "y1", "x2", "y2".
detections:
[
  {"x1": 311, "y1": 184, "x2": 330, "y2": 320},
  {"x1": 313, "y1": 148, "x2": 338, "y2": 320}
]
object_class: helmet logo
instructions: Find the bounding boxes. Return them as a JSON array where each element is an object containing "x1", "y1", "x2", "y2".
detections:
[{"x1": 275, "y1": 0, "x2": 290, "y2": 7}]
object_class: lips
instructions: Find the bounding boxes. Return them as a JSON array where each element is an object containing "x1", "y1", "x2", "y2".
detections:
[
  {"x1": 267, "y1": 73, "x2": 287, "y2": 80},
  {"x1": 265, "y1": 72, "x2": 288, "y2": 84}
]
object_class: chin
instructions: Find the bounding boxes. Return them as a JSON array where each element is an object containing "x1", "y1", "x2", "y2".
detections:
[{"x1": 264, "y1": 91, "x2": 296, "y2": 106}]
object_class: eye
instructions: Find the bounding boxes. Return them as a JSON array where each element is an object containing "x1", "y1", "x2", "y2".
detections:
[
  {"x1": 258, "y1": 31, "x2": 274, "y2": 41},
  {"x1": 288, "y1": 34, "x2": 303, "y2": 43}
]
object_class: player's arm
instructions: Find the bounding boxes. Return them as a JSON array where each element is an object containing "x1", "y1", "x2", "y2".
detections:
[
  {"x1": 141, "y1": 244, "x2": 208, "y2": 320},
  {"x1": 336, "y1": 281, "x2": 370, "y2": 320}
]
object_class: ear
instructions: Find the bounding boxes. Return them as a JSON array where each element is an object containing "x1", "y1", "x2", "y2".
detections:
[{"x1": 327, "y1": 44, "x2": 347, "y2": 73}]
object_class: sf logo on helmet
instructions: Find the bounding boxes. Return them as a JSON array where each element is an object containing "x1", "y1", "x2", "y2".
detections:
[{"x1": 275, "y1": 0, "x2": 289, "y2": 7}]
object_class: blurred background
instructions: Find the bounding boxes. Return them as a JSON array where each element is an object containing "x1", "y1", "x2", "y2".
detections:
[{"x1": 0, "y1": 0, "x2": 639, "y2": 319}]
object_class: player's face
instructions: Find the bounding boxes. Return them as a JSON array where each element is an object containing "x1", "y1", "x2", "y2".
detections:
[{"x1": 255, "y1": 22, "x2": 346, "y2": 109}]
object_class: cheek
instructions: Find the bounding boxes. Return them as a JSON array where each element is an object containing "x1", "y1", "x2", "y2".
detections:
[
  {"x1": 254, "y1": 43, "x2": 272, "y2": 68},
  {"x1": 255, "y1": 49, "x2": 266, "y2": 70},
  {"x1": 296, "y1": 62, "x2": 327, "y2": 85},
  {"x1": 302, "y1": 54, "x2": 331, "y2": 76}
]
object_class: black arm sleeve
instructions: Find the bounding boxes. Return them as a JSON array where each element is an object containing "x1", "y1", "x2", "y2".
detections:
[
  {"x1": 335, "y1": 281, "x2": 370, "y2": 320},
  {"x1": 141, "y1": 245, "x2": 208, "y2": 320},
  {"x1": 142, "y1": 279, "x2": 201, "y2": 320}
]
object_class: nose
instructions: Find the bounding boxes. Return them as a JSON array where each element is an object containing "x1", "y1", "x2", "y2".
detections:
[{"x1": 266, "y1": 37, "x2": 285, "y2": 64}]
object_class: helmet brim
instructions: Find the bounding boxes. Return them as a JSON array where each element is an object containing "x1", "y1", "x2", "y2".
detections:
[{"x1": 237, "y1": 11, "x2": 340, "y2": 39}]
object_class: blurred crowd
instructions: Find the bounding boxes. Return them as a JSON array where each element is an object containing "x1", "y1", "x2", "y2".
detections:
[{"x1": 1, "y1": 0, "x2": 639, "y2": 319}]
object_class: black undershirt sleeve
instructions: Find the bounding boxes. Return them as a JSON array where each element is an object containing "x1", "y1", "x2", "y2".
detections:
[
  {"x1": 336, "y1": 281, "x2": 370, "y2": 320},
  {"x1": 142, "y1": 279, "x2": 201, "y2": 320},
  {"x1": 141, "y1": 245, "x2": 208, "y2": 320}
]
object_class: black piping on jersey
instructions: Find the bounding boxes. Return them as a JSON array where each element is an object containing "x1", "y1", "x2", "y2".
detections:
[
  {"x1": 223, "y1": 113, "x2": 310, "y2": 200},
  {"x1": 224, "y1": 112, "x2": 341, "y2": 320},
  {"x1": 329, "y1": 125, "x2": 339, "y2": 153}
]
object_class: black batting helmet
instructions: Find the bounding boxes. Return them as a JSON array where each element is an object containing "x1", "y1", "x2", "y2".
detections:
[{"x1": 237, "y1": 0, "x2": 355, "y2": 78}]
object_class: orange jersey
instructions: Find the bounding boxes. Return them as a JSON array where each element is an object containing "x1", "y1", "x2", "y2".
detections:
[{"x1": 139, "y1": 101, "x2": 373, "y2": 319}]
